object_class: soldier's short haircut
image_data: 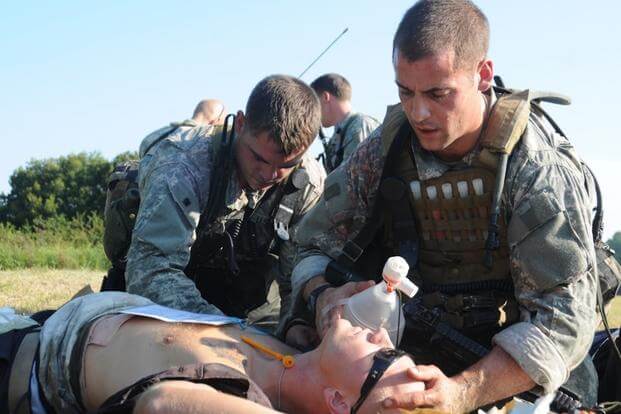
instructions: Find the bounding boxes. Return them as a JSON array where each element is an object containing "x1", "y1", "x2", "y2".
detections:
[
  {"x1": 310, "y1": 73, "x2": 352, "y2": 102},
  {"x1": 393, "y1": 0, "x2": 489, "y2": 69},
  {"x1": 245, "y1": 74, "x2": 321, "y2": 155}
]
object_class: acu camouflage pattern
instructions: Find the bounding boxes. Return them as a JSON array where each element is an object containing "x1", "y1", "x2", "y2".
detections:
[
  {"x1": 103, "y1": 119, "x2": 216, "y2": 267},
  {"x1": 125, "y1": 124, "x2": 325, "y2": 320},
  {"x1": 288, "y1": 97, "x2": 598, "y2": 394},
  {"x1": 322, "y1": 112, "x2": 379, "y2": 173}
]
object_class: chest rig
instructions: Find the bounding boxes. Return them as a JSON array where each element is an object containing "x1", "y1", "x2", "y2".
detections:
[
  {"x1": 185, "y1": 116, "x2": 309, "y2": 316},
  {"x1": 378, "y1": 90, "x2": 533, "y2": 344}
]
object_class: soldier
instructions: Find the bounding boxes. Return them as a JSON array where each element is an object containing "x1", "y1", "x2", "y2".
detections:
[
  {"x1": 124, "y1": 75, "x2": 325, "y2": 329},
  {"x1": 282, "y1": 1, "x2": 600, "y2": 412},
  {"x1": 137, "y1": 98, "x2": 225, "y2": 157},
  {"x1": 191, "y1": 98, "x2": 227, "y2": 126},
  {"x1": 311, "y1": 73, "x2": 379, "y2": 173}
]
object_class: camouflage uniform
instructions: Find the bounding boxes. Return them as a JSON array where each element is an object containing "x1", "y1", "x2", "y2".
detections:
[
  {"x1": 125, "y1": 124, "x2": 325, "y2": 321},
  {"x1": 322, "y1": 112, "x2": 379, "y2": 173},
  {"x1": 287, "y1": 97, "x2": 598, "y2": 394}
]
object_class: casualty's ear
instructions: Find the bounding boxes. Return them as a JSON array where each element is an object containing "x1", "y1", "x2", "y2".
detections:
[
  {"x1": 323, "y1": 387, "x2": 350, "y2": 414},
  {"x1": 477, "y1": 58, "x2": 494, "y2": 93},
  {"x1": 234, "y1": 110, "x2": 245, "y2": 135}
]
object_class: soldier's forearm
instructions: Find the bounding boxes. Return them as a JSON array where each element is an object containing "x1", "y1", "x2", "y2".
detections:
[{"x1": 453, "y1": 346, "x2": 535, "y2": 411}]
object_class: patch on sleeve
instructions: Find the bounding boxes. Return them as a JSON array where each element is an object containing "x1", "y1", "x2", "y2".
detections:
[
  {"x1": 167, "y1": 177, "x2": 201, "y2": 229},
  {"x1": 509, "y1": 189, "x2": 589, "y2": 290},
  {"x1": 324, "y1": 167, "x2": 351, "y2": 218}
]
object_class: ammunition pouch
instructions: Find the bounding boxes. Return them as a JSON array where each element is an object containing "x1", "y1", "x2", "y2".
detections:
[{"x1": 596, "y1": 241, "x2": 621, "y2": 305}]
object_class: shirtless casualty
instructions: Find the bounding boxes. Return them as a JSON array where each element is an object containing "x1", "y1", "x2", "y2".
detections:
[{"x1": 1, "y1": 291, "x2": 422, "y2": 414}]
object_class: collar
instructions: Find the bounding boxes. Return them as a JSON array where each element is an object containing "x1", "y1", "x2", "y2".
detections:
[
  {"x1": 335, "y1": 111, "x2": 355, "y2": 133},
  {"x1": 225, "y1": 164, "x2": 267, "y2": 213}
]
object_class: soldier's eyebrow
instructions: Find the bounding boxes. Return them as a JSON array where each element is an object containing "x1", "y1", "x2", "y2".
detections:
[
  {"x1": 395, "y1": 80, "x2": 451, "y2": 95},
  {"x1": 249, "y1": 146, "x2": 302, "y2": 169},
  {"x1": 395, "y1": 80, "x2": 412, "y2": 92}
]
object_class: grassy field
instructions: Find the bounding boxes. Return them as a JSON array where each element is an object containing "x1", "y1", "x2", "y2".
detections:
[
  {"x1": 0, "y1": 269, "x2": 103, "y2": 313},
  {"x1": 607, "y1": 296, "x2": 621, "y2": 327},
  {"x1": 2, "y1": 269, "x2": 621, "y2": 328}
]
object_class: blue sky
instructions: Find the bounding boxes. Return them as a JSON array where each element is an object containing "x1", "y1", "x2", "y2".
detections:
[{"x1": 1, "y1": 1, "x2": 620, "y2": 236}]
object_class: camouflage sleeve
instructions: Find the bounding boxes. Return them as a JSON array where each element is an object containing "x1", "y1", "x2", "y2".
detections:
[
  {"x1": 125, "y1": 161, "x2": 224, "y2": 315},
  {"x1": 278, "y1": 127, "x2": 386, "y2": 334},
  {"x1": 491, "y1": 119, "x2": 597, "y2": 393},
  {"x1": 341, "y1": 114, "x2": 380, "y2": 162},
  {"x1": 274, "y1": 156, "x2": 326, "y2": 316}
]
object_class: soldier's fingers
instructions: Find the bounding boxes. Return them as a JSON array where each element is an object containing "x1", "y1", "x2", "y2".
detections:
[
  {"x1": 354, "y1": 280, "x2": 375, "y2": 293},
  {"x1": 406, "y1": 365, "x2": 443, "y2": 383},
  {"x1": 382, "y1": 389, "x2": 436, "y2": 410},
  {"x1": 342, "y1": 280, "x2": 375, "y2": 296}
]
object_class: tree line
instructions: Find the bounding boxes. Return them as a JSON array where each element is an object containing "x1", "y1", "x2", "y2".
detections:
[
  {"x1": 1, "y1": 151, "x2": 621, "y2": 263},
  {"x1": 0, "y1": 151, "x2": 135, "y2": 226}
]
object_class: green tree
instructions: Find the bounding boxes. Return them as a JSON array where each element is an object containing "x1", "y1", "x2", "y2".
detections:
[
  {"x1": 607, "y1": 231, "x2": 621, "y2": 263},
  {"x1": 0, "y1": 151, "x2": 135, "y2": 226}
]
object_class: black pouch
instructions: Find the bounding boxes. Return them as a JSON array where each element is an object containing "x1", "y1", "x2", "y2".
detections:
[{"x1": 596, "y1": 240, "x2": 621, "y2": 305}]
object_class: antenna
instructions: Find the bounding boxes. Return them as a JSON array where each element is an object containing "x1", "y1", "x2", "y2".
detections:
[{"x1": 299, "y1": 28, "x2": 349, "y2": 78}]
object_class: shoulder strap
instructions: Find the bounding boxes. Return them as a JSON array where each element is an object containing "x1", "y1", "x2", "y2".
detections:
[
  {"x1": 477, "y1": 89, "x2": 532, "y2": 169},
  {"x1": 337, "y1": 114, "x2": 412, "y2": 268},
  {"x1": 201, "y1": 115, "x2": 236, "y2": 227},
  {"x1": 139, "y1": 119, "x2": 198, "y2": 158}
]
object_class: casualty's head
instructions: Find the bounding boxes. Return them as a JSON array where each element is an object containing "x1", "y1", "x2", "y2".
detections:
[
  {"x1": 311, "y1": 73, "x2": 353, "y2": 128},
  {"x1": 192, "y1": 99, "x2": 226, "y2": 126},
  {"x1": 392, "y1": 0, "x2": 494, "y2": 160},
  {"x1": 234, "y1": 74, "x2": 320, "y2": 191},
  {"x1": 315, "y1": 319, "x2": 424, "y2": 414}
]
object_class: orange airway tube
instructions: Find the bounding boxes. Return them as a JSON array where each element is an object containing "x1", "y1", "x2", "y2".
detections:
[{"x1": 240, "y1": 335, "x2": 295, "y2": 368}]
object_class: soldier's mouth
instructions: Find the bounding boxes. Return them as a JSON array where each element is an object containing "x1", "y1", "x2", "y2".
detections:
[{"x1": 415, "y1": 126, "x2": 440, "y2": 136}]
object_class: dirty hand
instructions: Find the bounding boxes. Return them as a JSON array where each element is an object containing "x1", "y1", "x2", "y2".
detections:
[
  {"x1": 315, "y1": 280, "x2": 375, "y2": 338},
  {"x1": 382, "y1": 364, "x2": 471, "y2": 413}
]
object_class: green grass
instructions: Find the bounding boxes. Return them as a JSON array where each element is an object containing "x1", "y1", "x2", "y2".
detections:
[
  {"x1": 0, "y1": 216, "x2": 108, "y2": 270},
  {"x1": 606, "y1": 296, "x2": 621, "y2": 327}
]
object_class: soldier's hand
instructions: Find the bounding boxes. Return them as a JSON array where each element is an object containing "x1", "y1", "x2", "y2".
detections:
[
  {"x1": 284, "y1": 324, "x2": 319, "y2": 351},
  {"x1": 315, "y1": 280, "x2": 375, "y2": 338},
  {"x1": 382, "y1": 365, "x2": 470, "y2": 413}
]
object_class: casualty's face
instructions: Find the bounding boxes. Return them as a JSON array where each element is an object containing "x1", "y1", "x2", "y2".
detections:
[
  {"x1": 319, "y1": 319, "x2": 423, "y2": 413},
  {"x1": 318, "y1": 319, "x2": 394, "y2": 395},
  {"x1": 394, "y1": 49, "x2": 486, "y2": 159},
  {"x1": 234, "y1": 127, "x2": 305, "y2": 192}
]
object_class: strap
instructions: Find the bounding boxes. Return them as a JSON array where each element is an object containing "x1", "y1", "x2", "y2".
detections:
[
  {"x1": 333, "y1": 115, "x2": 358, "y2": 168},
  {"x1": 200, "y1": 115, "x2": 236, "y2": 228},
  {"x1": 8, "y1": 331, "x2": 40, "y2": 414},
  {"x1": 273, "y1": 167, "x2": 309, "y2": 241},
  {"x1": 140, "y1": 119, "x2": 198, "y2": 158},
  {"x1": 336, "y1": 119, "x2": 412, "y2": 269}
]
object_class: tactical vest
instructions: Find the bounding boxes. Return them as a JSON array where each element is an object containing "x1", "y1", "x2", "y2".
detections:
[
  {"x1": 186, "y1": 160, "x2": 308, "y2": 317},
  {"x1": 378, "y1": 91, "x2": 535, "y2": 345}
]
